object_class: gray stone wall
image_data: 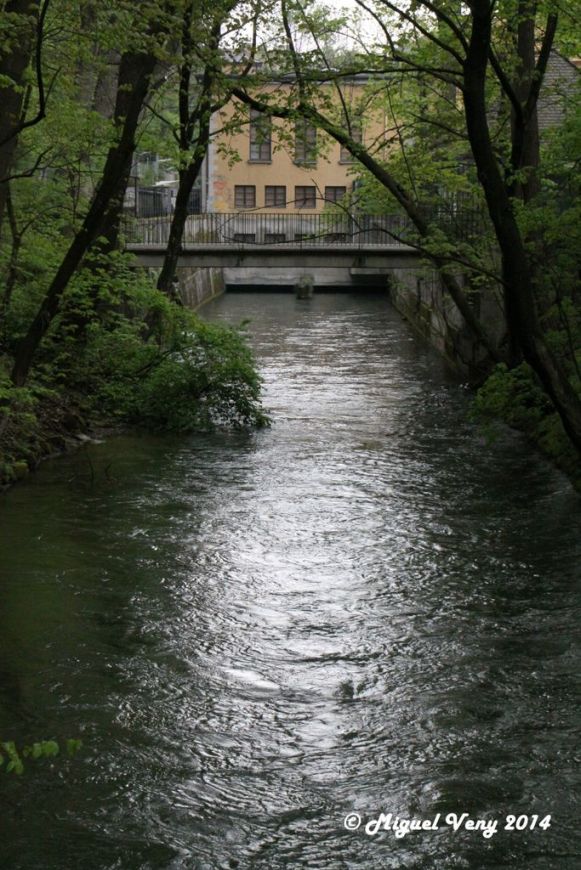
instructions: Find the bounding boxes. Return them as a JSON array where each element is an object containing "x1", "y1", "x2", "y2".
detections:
[
  {"x1": 389, "y1": 266, "x2": 505, "y2": 379},
  {"x1": 176, "y1": 266, "x2": 225, "y2": 310}
]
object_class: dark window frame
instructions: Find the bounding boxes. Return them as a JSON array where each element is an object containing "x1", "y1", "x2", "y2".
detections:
[
  {"x1": 295, "y1": 185, "x2": 317, "y2": 209},
  {"x1": 234, "y1": 185, "x2": 256, "y2": 209},
  {"x1": 265, "y1": 185, "x2": 286, "y2": 208},
  {"x1": 324, "y1": 186, "x2": 347, "y2": 204},
  {"x1": 249, "y1": 109, "x2": 272, "y2": 162},
  {"x1": 294, "y1": 120, "x2": 317, "y2": 165}
]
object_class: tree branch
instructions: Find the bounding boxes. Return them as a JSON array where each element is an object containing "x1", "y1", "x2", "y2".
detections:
[{"x1": 371, "y1": 0, "x2": 466, "y2": 66}]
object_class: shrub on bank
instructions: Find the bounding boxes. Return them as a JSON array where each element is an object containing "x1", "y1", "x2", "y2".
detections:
[
  {"x1": 473, "y1": 363, "x2": 581, "y2": 489},
  {"x1": 90, "y1": 305, "x2": 270, "y2": 432},
  {"x1": 0, "y1": 281, "x2": 269, "y2": 487}
]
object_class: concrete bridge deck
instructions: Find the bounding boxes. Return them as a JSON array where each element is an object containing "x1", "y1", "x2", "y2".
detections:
[{"x1": 123, "y1": 212, "x2": 423, "y2": 271}]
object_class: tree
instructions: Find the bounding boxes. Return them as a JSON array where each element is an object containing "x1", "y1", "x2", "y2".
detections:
[
  {"x1": 462, "y1": 1, "x2": 581, "y2": 450},
  {"x1": 7, "y1": 0, "x2": 180, "y2": 384},
  {"x1": 10, "y1": 46, "x2": 159, "y2": 385},
  {"x1": 151, "y1": 0, "x2": 264, "y2": 300}
]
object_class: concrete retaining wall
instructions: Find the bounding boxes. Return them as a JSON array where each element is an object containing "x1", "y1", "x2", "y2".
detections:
[
  {"x1": 389, "y1": 266, "x2": 505, "y2": 379},
  {"x1": 176, "y1": 266, "x2": 225, "y2": 310},
  {"x1": 223, "y1": 266, "x2": 355, "y2": 287}
]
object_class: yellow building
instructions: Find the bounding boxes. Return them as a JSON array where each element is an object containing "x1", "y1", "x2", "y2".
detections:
[{"x1": 205, "y1": 76, "x2": 388, "y2": 214}]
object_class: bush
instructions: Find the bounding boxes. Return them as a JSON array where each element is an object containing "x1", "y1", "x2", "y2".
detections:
[
  {"x1": 1, "y1": 738, "x2": 82, "y2": 774},
  {"x1": 106, "y1": 313, "x2": 270, "y2": 431},
  {"x1": 1, "y1": 270, "x2": 269, "y2": 487},
  {"x1": 72, "y1": 286, "x2": 270, "y2": 431},
  {"x1": 473, "y1": 363, "x2": 581, "y2": 488}
]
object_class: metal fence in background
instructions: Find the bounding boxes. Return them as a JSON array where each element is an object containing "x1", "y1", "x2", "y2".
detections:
[{"x1": 123, "y1": 212, "x2": 418, "y2": 248}]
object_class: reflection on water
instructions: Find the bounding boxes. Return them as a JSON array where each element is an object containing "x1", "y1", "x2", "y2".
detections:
[{"x1": 0, "y1": 292, "x2": 580, "y2": 869}]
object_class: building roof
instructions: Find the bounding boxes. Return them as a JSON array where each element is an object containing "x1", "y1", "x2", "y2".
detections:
[{"x1": 538, "y1": 52, "x2": 580, "y2": 130}]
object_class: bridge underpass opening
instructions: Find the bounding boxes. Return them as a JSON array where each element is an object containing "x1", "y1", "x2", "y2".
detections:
[{"x1": 222, "y1": 265, "x2": 392, "y2": 293}]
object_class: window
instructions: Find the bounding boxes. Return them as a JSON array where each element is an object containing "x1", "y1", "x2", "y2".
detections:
[
  {"x1": 265, "y1": 185, "x2": 286, "y2": 208},
  {"x1": 294, "y1": 120, "x2": 317, "y2": 164},
  {"x1": 324, "y1": 186, "x2": 346, "y2": 204},
  {"x1": 340, "y1": 125, "x2": 362, "y2": 162},
  {"x1": 250, "y1": 109, "x2": 271, "y2": 162},
  {"x1": 295, "y1": 186, "x2": 316, "y2": 209},
  {"x1": 234, "y1": 185, "x2": 256, "y2": 208},
  {"x1": 264, "y1": 232, "x2": 286, "y2": 243},
  {"x1": 233, "y1": 233, "x2": 256, "y2": 243}
]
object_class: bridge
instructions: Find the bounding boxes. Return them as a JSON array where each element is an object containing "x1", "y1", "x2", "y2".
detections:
[{"x1": 124, "y1": 212, "x2": 421, "y2": 271}]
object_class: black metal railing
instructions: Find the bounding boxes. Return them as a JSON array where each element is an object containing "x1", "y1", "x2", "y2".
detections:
[{"x1": 123, "y1": 212, "x2": 417, "y2": 248}]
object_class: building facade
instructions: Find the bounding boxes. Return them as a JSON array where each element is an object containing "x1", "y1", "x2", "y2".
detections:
[{"x1": 204, "y1": 77, "x2": 387, "y2": 214}]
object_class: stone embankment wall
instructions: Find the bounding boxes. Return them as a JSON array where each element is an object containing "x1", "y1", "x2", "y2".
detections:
[
  {"x1": 389, "y1": 267, "x2": 505, "y2": 379},
  {"x1": 176, "y1": 266, "x2": 225, "y2": 310}
]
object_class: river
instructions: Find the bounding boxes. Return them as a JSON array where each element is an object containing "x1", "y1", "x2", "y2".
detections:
[{"x1": 0, "y1": 290, "x2": 580, "y2": 869}]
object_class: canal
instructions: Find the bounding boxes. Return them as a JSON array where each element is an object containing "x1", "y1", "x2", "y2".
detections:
[{"x1": 0, "y1": 291, "x2": 580, "y2": 869}]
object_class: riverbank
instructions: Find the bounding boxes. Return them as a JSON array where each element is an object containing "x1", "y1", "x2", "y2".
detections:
[
  {"x1": 0, "y1": 295, "x2": 268, "y2": 489},
  {"x1": 0, "y1": 386, "x2": 122, "y2": 489},
  {"x1": 388, "y1": 272, "x2": 581, "y2": 491},
  {"x1": 471, "y1": 362, "x2": 581, "y2": 492}
]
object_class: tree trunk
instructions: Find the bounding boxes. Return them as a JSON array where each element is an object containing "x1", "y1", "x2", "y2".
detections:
[
  {"x1": 0, "y1": 0, "x2": 41, "y2": 238},
  {"x1": 10, "y1": 49, "x2": 157, "y2": 386},
  {"x1": 54, "y1": 50, "x2": 153, "y2": 344},
  {"x1": 156, "y1": 142, "x2": 210, "y2": 299},
  {"x1": 156, "y1": 3, "x2": 219, "y2": 299},
  {"x1": 89, "y1": 60, "x2": 142, "y2": 257},
  {"x1": 508, "y1": 3, "x2": 557, "y2": 205},
  {"x1": 0, "y1": 187, "x2": 22, "y2": 342}
]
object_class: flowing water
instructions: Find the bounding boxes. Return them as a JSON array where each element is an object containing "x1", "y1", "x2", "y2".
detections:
[{"x1": 0, "y1": 291, "x2": 580, "y2": 870}]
